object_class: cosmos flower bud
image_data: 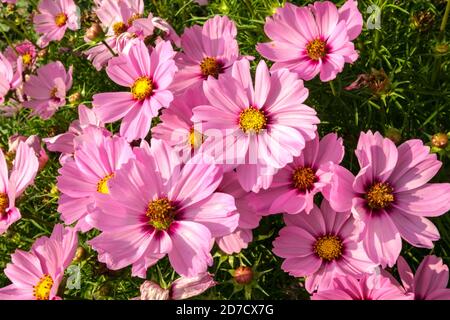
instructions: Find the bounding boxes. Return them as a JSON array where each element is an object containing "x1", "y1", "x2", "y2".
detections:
[
  {"x1": 435, "y1": 43, "x2": 449, "y2": 54},
  {"x1": 385, "y1": 128, "x2": 402, "y2": 145},
  {"x1": 234, "y1": 266, "x2": 253, "y2": 285},
  {"x1": 138, "y1": 281, "x2": 170, "y2": 300},
  {"x1": 68, "y1": 92, "x2": 82, "y2": 104},
  {"x1": 411, "y1": 11, "x2": 435, "y2": 32},
  {"x1": 85, "y1": 23, "x2": 104, "y2": 41},
  {"x1": 171, "y1": 273, "x2": 217, "y2": 300},
  {"x1": 431, "y1": 133, "x2": 449, "y2": 149},
  {"x1": 37, "y1": 48, "x2": 47, "y2": 59},
  {"x1": 73, "y1": 247, "x2": 86, "y2": 262}
]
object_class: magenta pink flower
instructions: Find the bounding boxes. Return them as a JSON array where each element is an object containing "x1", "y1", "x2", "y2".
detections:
[
  {"x1": 136, "y1": 273, "x2": 216, "y2": 300},
  {"x1": 326, "y1": 131, "x2": 450, "y2": 267},
  {"x1": 0, "y1": 142, "x2": 39, "y2": 234},
  {"x1": 23, "y1": 61, "x2": 73, "y2": 119},
  {"x1": 257, "y1": 0, "x2": 362, "y2": 81},
  {"x1": 152, "y1": 88, "x2": 209, "y2": 161},
  {"x1": 0, "y1": 224, "x2": 77, "y2": 300},
  {"x1": 192, "y1": 59, "x2": 319, "y2": 192},
  {"x1": 4, "y1": 40, "x2": 37, "y2": 70},
  {"x1": 44, "y1": 104, "x2": 104, "y2": 164},
  {"x1": 215, "y1": 172, "x2": 261, "y2": 254},
  {"x1": 249, "y1": 133, "x2": 344, "y2": 215},
  {"x1": 56, "y1": 130, "x2": 134, "y2": 232},
  {"x1": 8, "y1": 134, "x2": 49, "y2": 171},
  {"x1": 397, "y1": 255, "x2": 450, "y2": 300},
  {"x1": 93, "y1": 40, "x2": 177, "y2": 141},
  {"x1": 34, "y1": 0, "x2": 80, "y2": 47},
  {"x1": 311, "y1": 272, "x2": 413, "y2": 300},
  {"x1": 0, "y1": 53, "x2": 22, "y2": 105},
  {"x1": 170, "y1": 15, "x2": 242, "y2": 95},
  {"x1": 88, "y1": 139, "x2": 239, "y2": 277},
  {"x1": 273, "y1": 200, "x2": 377, "y2": 293}
]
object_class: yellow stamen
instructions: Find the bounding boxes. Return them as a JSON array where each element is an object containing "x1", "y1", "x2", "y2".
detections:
[
  {"x1": 314, "y1": 235, "x2": 343, "y2": 261},
  {"x1": 131, "y1": 76, "x2": 153, "y2": 100},
  {"x1": 97, "y1": 173, "x2": 114, "y2": 194},
  {"x1": 50, "y1": 87, "x2": 58, "y2": 99},
  {"x1": 54, "y1": 13, "x2": 68, "y2": 27},
  {"x1": 33, "y1": 274, "x2": 54, "y2": 300},
  {"x1": 200, "y1": 57, "x2": 221, "y2": 78},
  {"x1": 127, "y1": 13, "x2": 141, "y2": 26},
  {"x1": 366, "y1": 182, "x2": 394, "y2": 210},
  {"x1": 189, "y1": 128, "x2": 204, "y2": 149},
  {"x1": 239, "y1": 107, "x2": 267, "y2": 134},
  {"x1": 292, "y1": 167, "x2": 316, "y2": 192},
  {"x1": 113, "y1": 21, "x2": 128, "y2": 36},
  {"x1": 22, "y1": 53, "x2": 32, "y2": 65},
  {"x1": 306, "y1": 39, "x2": 327, "y2": 60},
  {"x1": 0, "y1": 193, "x2": 9, "y2": 218},
  {"x1": 146, "y1": 198, "x2": 175, "y2": 230}
]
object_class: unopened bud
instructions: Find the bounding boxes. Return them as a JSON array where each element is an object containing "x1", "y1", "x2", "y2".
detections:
[
  {"x1": 69, "y1": 92, "x2": 82, "y2": 104},
  {"x1": 431, "y1": 133, "x2": 448, "y2": 149},
  {"x1": 234, "y1": 266, "x2": 253, "y2": 285},
  {"x1": 435, "y1": 43, "x2": 449, "y2": 54},
  {"x1": 37, "y1": 48, "x2": 47, "y2": 59},
  {"x1": 85, "y1": 23, "x2": 104, "y2": 41},
  {"x1": 385, "y1": 128, "x2": 402, "y2": 145},
  {"x1": 73, "y1": 247, "x2": 86, "y2": 262}
]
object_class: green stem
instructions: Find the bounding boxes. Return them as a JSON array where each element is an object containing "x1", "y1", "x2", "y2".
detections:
[
  {"x1": 440, "y1": 0, "x2": 450, "y2": 37},
  {"x1": 329, "y1": 80, "x2": 337, "y2": 97},
  {"x1": 101, "y1": 40, "x2": 118, "y2": 57},
  {"x1": 0, "y1": 30, "x2": 18, "y2": 55}
]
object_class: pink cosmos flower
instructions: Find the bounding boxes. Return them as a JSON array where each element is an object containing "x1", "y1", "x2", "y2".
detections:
[
  {"x1": 0, "y1": 224, "x2": 78, "y2": 300},
  {"x1": 0, "y1": 142, "x2": 39, "y2": 234},
  {"x1": 151, "y1": 88, "x2": 209, "y2": 161},
  {"x1": 34, "y1": 0, "x2": 80, "y2": 47},
  {"x1": 93, "y1": 40, "x2": 177, "y2": 141},
  {"x1": 326, "y1": 131, "x2": 450, "y2": 267},
  {"x1": 215, "y1": 172, "x2": 261, "y2": 254},
  {"x1": 135, "y1": 273, "x2": 216, "y2": 300},
  {"x1": 311, "y1": 273, "x2": 413, "y2": 300},
  {"x1": 249, "y1": 133, "x2": 344, "y2": 215},
  {"x1": 8, "y1": 134, "x2": 49, "y2": 171},
  {"x1": 170, "y1": 15, "x2": 241, "y2": 95},
  {"x1": 257, "y1": 0, "x2": 362, "y2": 81},
  {"x1": 0, "y1": 53, "x2": 22, "y2": 105},
  {"x1": 397, "y1": 255, "x2": 450, "y2": 300},
  {"x1": 23, "y1": 61, "x2": 73, "y2": 119},
  {"x1": 272, "y1": 200, "x2": 377, "y2": 293},
  {"x1": 56, "y1": 129, "x2": 134, "y2": 232},
  {"x1": 88, "y1": 139, "x2": 239, "y2": 277},
  {"x1": 192, "y1": 59, "x2": 319, "y2": 192},
  {"x1": 4, "y1": 40, "x2": 37, "y2": 70},
  {"x1": 44, "y1": 104, "x2": 104, "y2": 164}
]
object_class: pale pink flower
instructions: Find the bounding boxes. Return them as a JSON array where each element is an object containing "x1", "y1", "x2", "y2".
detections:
[
  {"x1": 170, "y1": 15, "x2": 242, "y2": 95},
  {"x1": 397, "y1": 255, "x2": 450, "y2": 300},
  {"x1": 273, "y1": 200, "x2": 377, "y2": 293},
  {"x1": 8, "y1": 134, "x2": 48, "y2": 171},
  {"x1": 88, "y1": 139, "x2": 239, "y2": 277},
  {"x1": 93, "y1": 40, "x2": 177, "y2": 141},
  {"x1": 0, "y1": 53, "x2": 22, "y2": 105},
  {"x1": 311, "y1": 273, "x2": 413, "y2": 300},
  {"x1": 249, "y1": 133, "x2": 344, "y2": 215},
  {"x1": 56, "y1": 129, "x2": 134, "y2": 232},
  {"x1": 192, "y1": 59, "x2": 319, "y2": 192},
  {"x1": 34, "y1": 0, "x2": 80, "y2": 47},
  {"x1": 325, "y1": 131, "x2": 450, "y2": 267},
  {"x1": 215, "y1": 172, "x2": 261, "y2": 254},
  {"x1": 257, "y1": 0, "x2": 362, "y2": 81},
  {"x1": 0, "y1": 224, "x2": 78, "y2": 300},
  {"x1": 23, "y1": 61, "x2": 73, "y2": 119},
  {"x1": 136, "y1": 273, "x2": 216, "y2": 300},
  {"x1": 4, "y1": 40, "x2": 37, "y2": 70},
  {"x1": 0, "y1": 142, "x2": 39, "y2": 234},
  {"x1": 44, "y1": 104, "x2": 104, "y2": 164}
]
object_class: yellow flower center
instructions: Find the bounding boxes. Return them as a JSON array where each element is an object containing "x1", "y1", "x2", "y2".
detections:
[
  {"x1": 200, "y1": 57, "x2": 222, "y2": 78},
  {"x1": 127, "y1": 13, "x2": 141, "y2": 26},
  {"x1": 0, "y1": 193, "x2": 9, "y2": 218},
  {"x1": 22, "y1": 53, "x2": 32, "y2": 65},
  {"x1": 54, "y1": 13, "x2": 68, "y2": 27},
  {"x1": 189, "y1": 128, "x2": 204, "y2": 149},
  {"x1": 131, "y1": 76, "x2": 153, "y2": 100},
  {"x1": 366, "y1": 182, "x2": 395, "y2": 210},
  {"x1": 306, "y1": 39, "x2": 327, "y2": 60},
  {"x1": 113, "y1": 21, "x2": 128, "y2": 36},
  {"x1": 97, "y1": 173, "x2": 114, "y2": 194},
  {"x1": 292, "y1": 167, "x2": 316, "y2": 192},
  {"x1": 146, "y1": 198, "x2": 176, "y2": 230},
  {"x1": 50, "y1": 87, "x2": 58, "y2": 99},
  {"x1": 33, "y1": 274, "x2": 54, "y2": 300},
  {"x1": 314, "y1": 235, "x2": 343, "y2": 261},
  {"x1": 239, "y1": 107, "x2": 267, "y2": 134}
]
